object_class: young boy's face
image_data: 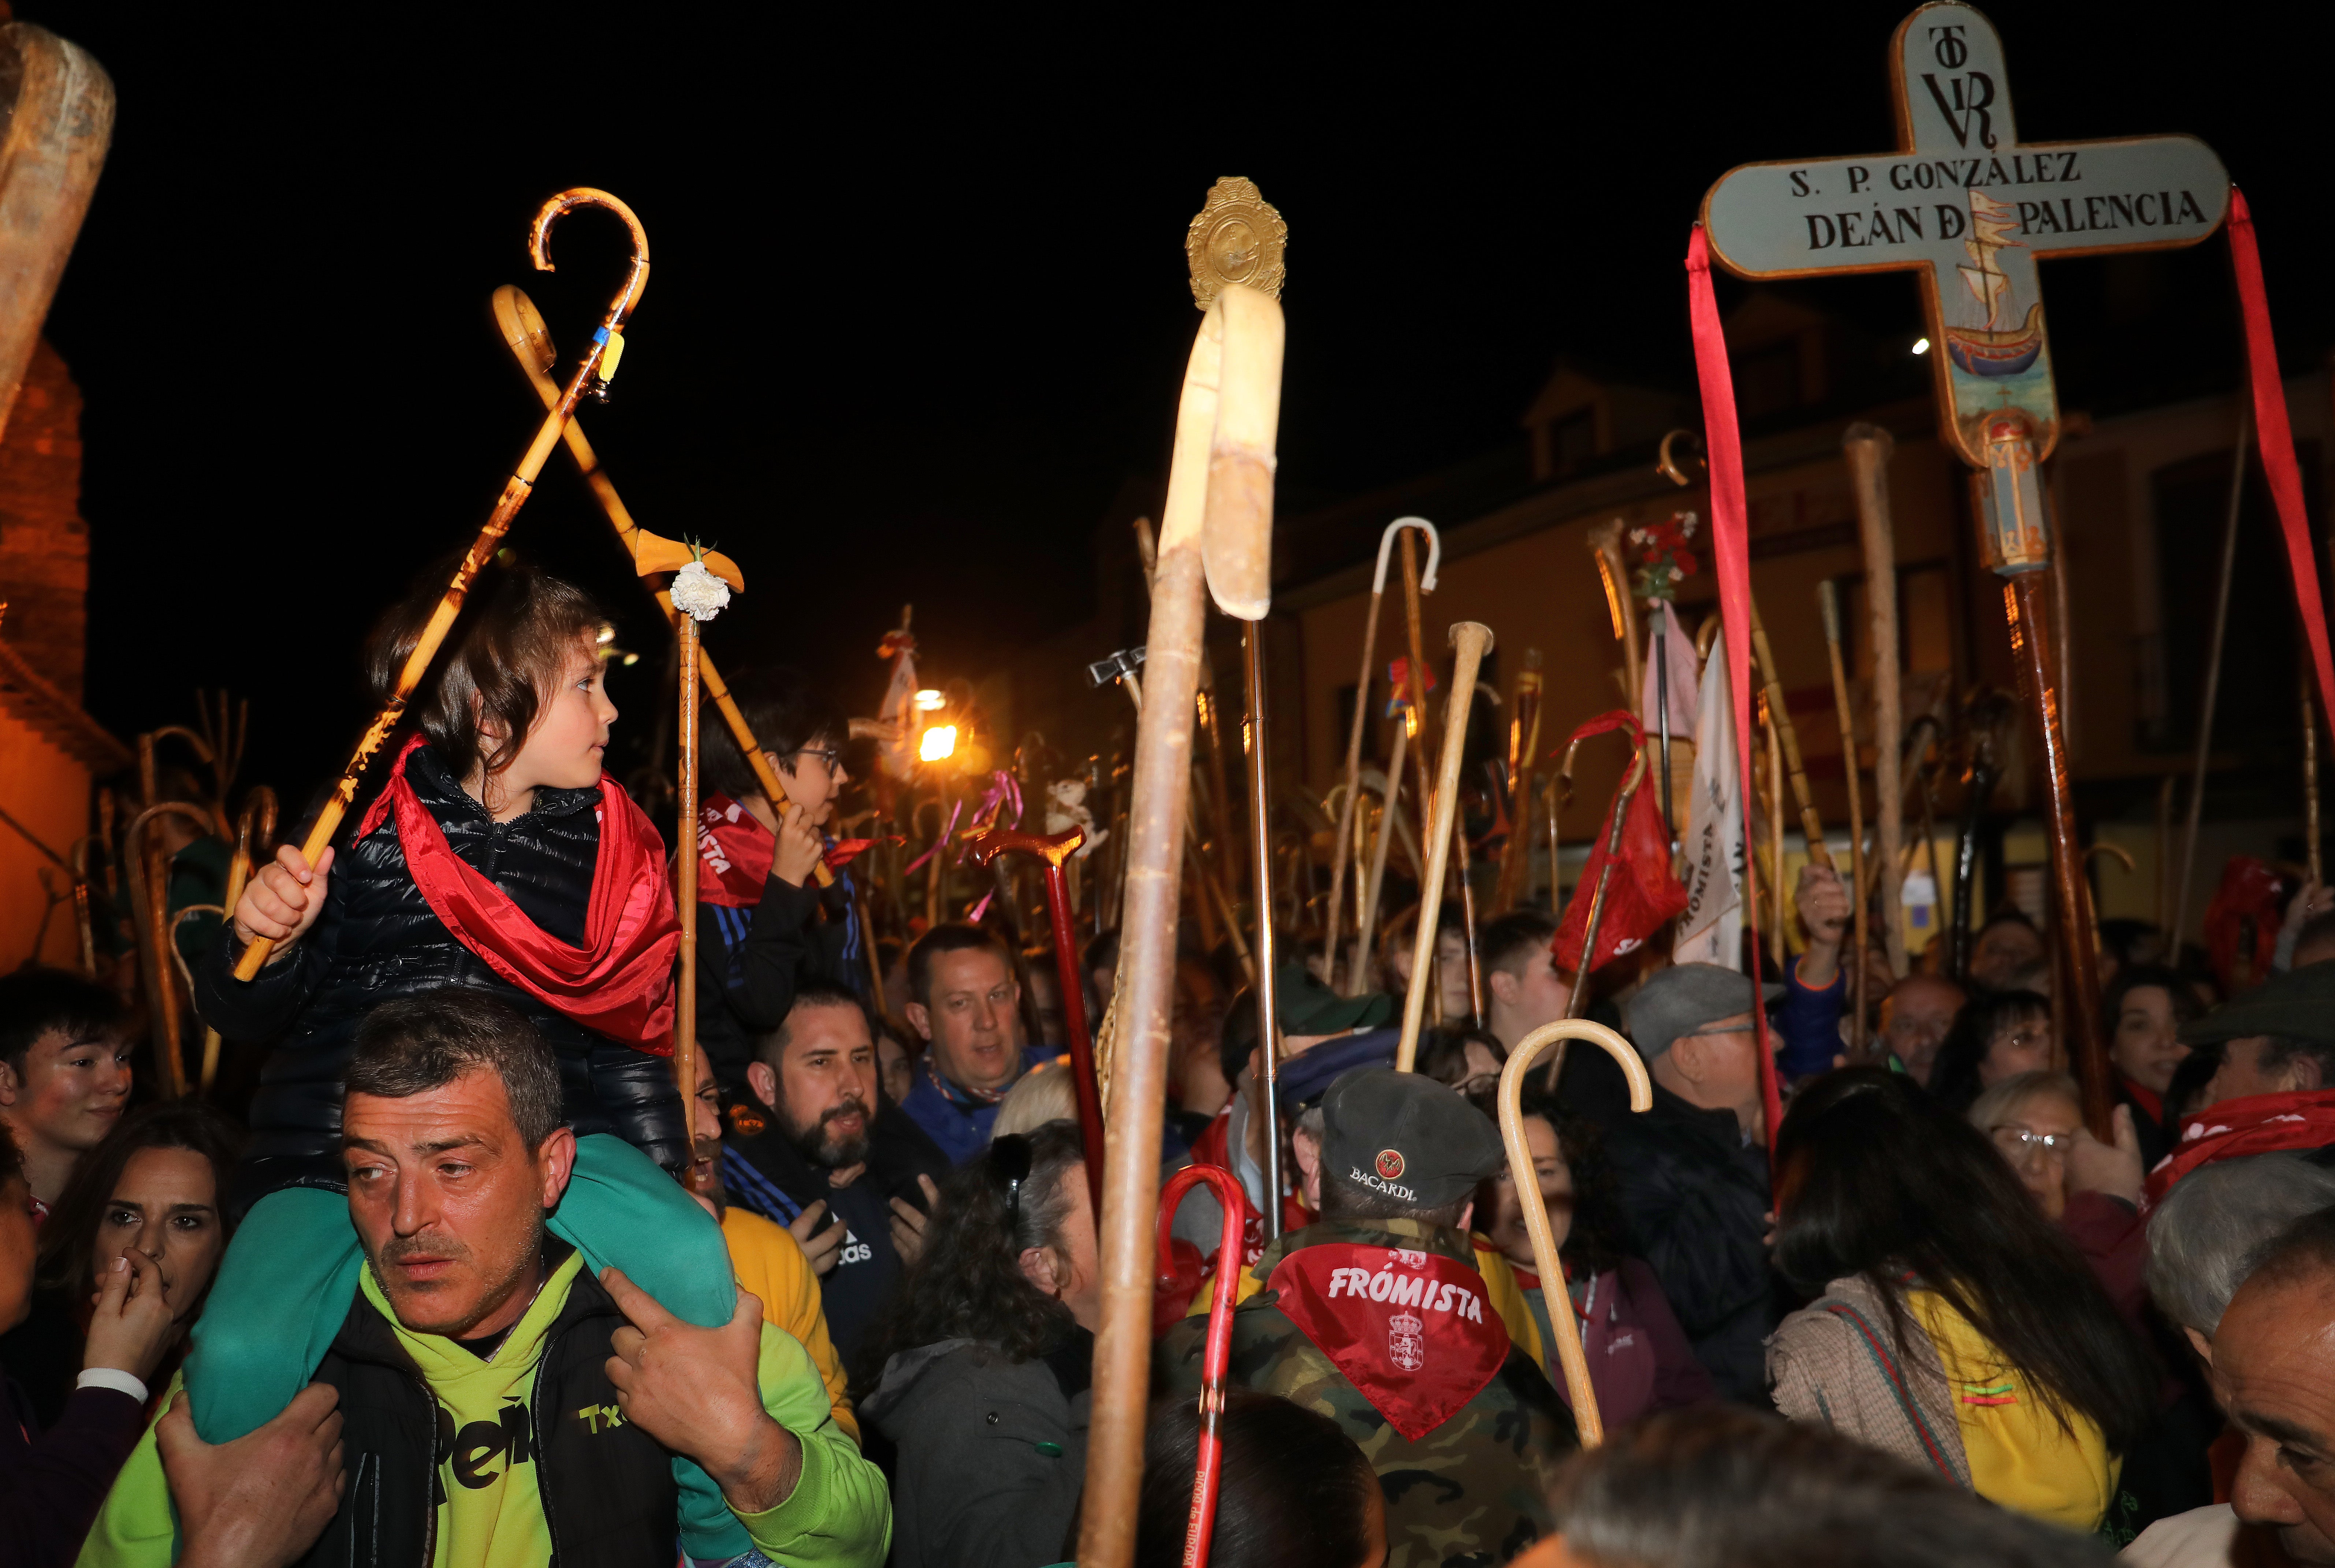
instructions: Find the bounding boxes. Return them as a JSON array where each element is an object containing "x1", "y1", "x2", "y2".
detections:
[
  {"x1": 0, "y1": 1027, "x2": 132, "y2": 1173},
  {"x1": 517, "y1": 638, "x2": 618, "y2": 792}
]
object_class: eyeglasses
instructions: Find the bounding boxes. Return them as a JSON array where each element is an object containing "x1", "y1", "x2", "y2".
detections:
[
  {"x1": 1990, "y1": 1125, "x2": 2075, "y2": 1161},
  {"x1": 793, "y1": 747, "x2": 843, "y2": 770},
  {"x1": 992, "y1": 1134, "x2": 1032, "y2": 1234}
]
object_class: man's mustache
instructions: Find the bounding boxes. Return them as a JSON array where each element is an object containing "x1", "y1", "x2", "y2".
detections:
[
  {"x1": 380, "y1": 1233, "x2": 471, "y2": 1268},
  {"x1": 821, "y1": 1097, "x2": 869, "y2": 1127}
]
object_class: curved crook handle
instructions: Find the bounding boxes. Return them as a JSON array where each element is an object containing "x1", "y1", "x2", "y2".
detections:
[
  {"x1": 528, "y1": 187, "x2": 652, "y2": 338},
  {"x1": 2083, "y1": 842, "x2": 2137, "y2": 875},
  {"x1": 1371, "y1": 517, "x2": 1441, "y2": 597},
  {"x1": 1657, "y1": 429, "x2": 1707, "y2": 489},
  {"x1": 493, "y1": 284, "x2": 559, "y2": 384},
  {"x1": 1155, "y1": 1162, "x2": 1249, "y2": 1568},
  {"x1": 961, "y1": 824, "x2": 1086, "y2": 871},
  {"x1": 1497, "y1": 1020, "x2": 1651, "y2": 1449}
]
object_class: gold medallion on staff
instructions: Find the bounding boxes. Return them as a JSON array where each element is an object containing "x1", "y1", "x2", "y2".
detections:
[{"x1": 1185, "y1": 176, "x2": 1287, "y2": 306}]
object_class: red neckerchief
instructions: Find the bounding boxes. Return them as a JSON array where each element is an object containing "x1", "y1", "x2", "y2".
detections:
[
  {"x1": 1189, "y1": 1102, "x2": 1311, "y2": 1266},
  {"x1": 691, "y1": 793, "x2": 773, "y2": 908},
  {"x1": 2142, "y1": 1087, "x2": 2335, "y2": 1211},
  {"x1": 1267, "y1": 1242, "x2": 1509, "y2": 1441},
  {"x1": 2121, "y1": 1076, "x2": 2165, "y2": 1125},
  {"x1": 356, "y1": 736, "x2": 681, "y2": 1054}
]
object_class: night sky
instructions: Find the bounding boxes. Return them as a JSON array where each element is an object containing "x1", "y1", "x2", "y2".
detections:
[{"x1": 35, "y1": 4, "x2": 2335, "y2": 807}]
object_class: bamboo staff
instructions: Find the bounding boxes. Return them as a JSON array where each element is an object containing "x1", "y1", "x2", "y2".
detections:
[
  {"x1": 1498, "y1": 1019, "x2": 1652, "y2": 1448},
  {"x1": 1199, "y1": 658, "x2": 1241, "y2": 900},
  {"x1": 1817, "y1": 582, "x2": 1868, "y2": 1054},
  {"x1": 1764, "y1": 698, "x2": 1787, "y2": 971},
  {"x1": 122, "y1": 802, "x2": 213, "y2": 1098},
  {"x1": 1239, "y1": 622, "x2": 1284, "y2": 1240},
  {"x1": 1588, "y1": 521, "x2": 1642, "y2": 712},
  {"x1": 1454, "y1": 807, "x2": 1485, "y2": 1026},
  {"x1": 675, "y1": 611, "x2": 704, "y2": 1138},
  {"x1": 205, "y1": 788, "x2": 278, "y2": 1093},
  {"x1": 1749, "y1": 601, "x2": 1832, "y2": 872},
  {"x1": 1155, "y1": 1164, "x2": 1250, "y2": 1568},
  {"x1": 1082, "y1": 174, "x2": 1286, "y2": 1568},
  {"x1": 1843, "y1": 423, "x2": 1907, "y2": 977},
  {"x1": 1492, "y1": 650, "x2": 1544, "y2": 915},
  {"x1": 488, "y1": 285, "x2": 821, "y2": 889},
  {"x1": 234, "y1": 189, "x2": 649, "y2": 981},
  {"x1": 2172, "y1": 408, "x2": 2249, "y2": 949},
  {"x1": 1393, "y1": 623, "x2": 1494, "y2": 1073},
  {"x1": 1350, "y1": 729, "x2": 1408, "y2": 995},
  {"x1": 1396, "y1": 526, "x2": 1441, "y2": 874},
  {"x1": 1323, "y1": 519, "x2": 1439, "y2": 975},
  {"x1": 2309, "y1": 686, "x2": 2324, "y2": 887}
]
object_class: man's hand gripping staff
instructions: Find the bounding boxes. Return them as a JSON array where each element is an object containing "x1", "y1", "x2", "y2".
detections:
[{"x1": 232, "y1": 188, "x2": 652, "y2": 980}]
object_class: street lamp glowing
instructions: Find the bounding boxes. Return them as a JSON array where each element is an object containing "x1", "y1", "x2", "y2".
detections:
[
  {"x1": 913, "y1": 689, "x2": 946, "y2": 711},
  {"x1": 1911, "y1": 336, "x2": 1932, "y2": 356},
  {"x1": 920, "y1": 724, "x2": 958, "y2": 763}
]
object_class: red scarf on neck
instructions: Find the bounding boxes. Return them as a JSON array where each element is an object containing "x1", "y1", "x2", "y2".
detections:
[{"x1": 356, "y1": 736, "x2": 681, "y2": 1054}]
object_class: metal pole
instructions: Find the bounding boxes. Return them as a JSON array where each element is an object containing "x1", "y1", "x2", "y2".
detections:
[{"x1": 1243, "y1": 623, "x2": 1283, "y2": 1242}]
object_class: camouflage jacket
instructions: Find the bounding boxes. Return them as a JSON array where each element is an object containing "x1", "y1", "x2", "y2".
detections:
[{"x1": 1155, "y1": 1216, "x2": 1576, "y2": 1568}]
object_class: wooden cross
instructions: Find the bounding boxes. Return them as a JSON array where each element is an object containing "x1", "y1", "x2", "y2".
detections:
[{"x1": 1699, "y1": 0, "x2": 2232, "y2": 1135}]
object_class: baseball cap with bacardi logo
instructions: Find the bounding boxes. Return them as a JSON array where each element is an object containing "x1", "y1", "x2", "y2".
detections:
[{"x1": 1321, "y1": 1067, "x2": 1505, "y2": 1211}]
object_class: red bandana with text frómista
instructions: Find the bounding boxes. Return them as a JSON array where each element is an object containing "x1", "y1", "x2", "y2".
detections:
[{"x1": 1267, "y1": 1242, "x2": 1509, "y2": 1441}]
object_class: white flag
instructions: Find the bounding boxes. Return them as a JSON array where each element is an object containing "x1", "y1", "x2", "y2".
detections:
[
  {"x1": 1638, "y1": 603, "x2": 1699, "y2": 741},
  {"x1": 1675, "y1": 628, "x2": 1744, "y2": 969},
  {"x1": 878, "y1": 648, "x2": 920, "y2": 782}
]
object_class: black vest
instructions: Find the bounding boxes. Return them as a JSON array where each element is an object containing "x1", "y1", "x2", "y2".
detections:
[{"x1": 297, "y1": 1244, "x2": 679, "y2": 1568}]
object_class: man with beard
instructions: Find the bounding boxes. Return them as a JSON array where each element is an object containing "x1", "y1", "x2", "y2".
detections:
[{"x1": 728, "y1": 981, "x2": 946, "y2": 1364}]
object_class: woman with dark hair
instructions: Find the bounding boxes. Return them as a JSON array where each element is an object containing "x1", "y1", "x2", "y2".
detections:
[
  {"x1": 1418, "y1": 1027, "x2": 1505, "y2": 1095},
  {"x1": 6, "y1": 1102, "x2": 246, "y2": 1424},
  {"x1": 860, "y1": 1120, "x2": 1095, "y2": 1568},
  {"x1": 1134, "y1": 1388, "x2": 1384, "y2": 1568},
  {"x1": 1766, "y1": 1068, "x2": 2159, "y2": 1531},
  {"x1": 1924, "y1": 988, "x2": 2053, "y2": 1113},
  {"x1": 2100, "y1": 963, "x2": 2199, "y2": 1168},
  {"x1": 1469, "y1": 1089, "x2": 1711, "y2": 1426}
]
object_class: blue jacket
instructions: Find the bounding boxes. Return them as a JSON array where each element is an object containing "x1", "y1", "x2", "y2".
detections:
[{"x1": 900, "y1": 1044, "x2": 1055, "y2": 1165}]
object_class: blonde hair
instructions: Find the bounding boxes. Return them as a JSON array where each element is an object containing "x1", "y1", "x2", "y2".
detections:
[{"x1": 991, "y1": 1060, "x2": 1076, "y2": 1141}]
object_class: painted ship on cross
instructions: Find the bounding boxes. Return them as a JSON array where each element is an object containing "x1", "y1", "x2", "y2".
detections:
[{"x1": 1945, "y1": 188, "x2": 2043, "y2": 379}]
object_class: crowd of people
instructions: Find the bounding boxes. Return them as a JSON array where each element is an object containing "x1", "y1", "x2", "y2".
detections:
[{"x1": 5, "y1": 562, "x2": 2335, "y2": 1568}]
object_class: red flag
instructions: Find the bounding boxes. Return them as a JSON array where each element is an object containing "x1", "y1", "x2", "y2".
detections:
[{"x1": 1552, "y1": 712, "x2": 1687, "y2": 974}]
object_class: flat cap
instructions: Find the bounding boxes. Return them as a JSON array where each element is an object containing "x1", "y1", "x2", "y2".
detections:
[
  {"x1": 1628, "y1": 962, "x2": 1784, "y2": 1061},
  {"x1": 2179, "y1": 961, "x2": 2335, "y2": 1047},
  {"x1": 1321, "y1": 1067, "x2": 1505, "y2": 1211}
]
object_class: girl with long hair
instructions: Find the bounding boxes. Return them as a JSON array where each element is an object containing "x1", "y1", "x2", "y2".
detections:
[{"x1": 1767, "y1": 1068, "x2": 2159, "y2": 1531}]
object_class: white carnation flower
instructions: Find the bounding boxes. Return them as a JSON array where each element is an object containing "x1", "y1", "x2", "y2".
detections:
[{"x1": 670, "y1": 560, "x2": 730, "y2": 621}]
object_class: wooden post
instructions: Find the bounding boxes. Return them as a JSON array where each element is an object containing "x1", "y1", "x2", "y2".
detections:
[
  {"x1": 1393, "y1": 623, "x2": 1494, "y2": 1073},
  {"x1": 1843, "y1": 423, "x2": 1907, "y2": 977}
]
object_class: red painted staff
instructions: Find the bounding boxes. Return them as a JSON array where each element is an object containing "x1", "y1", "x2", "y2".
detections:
[
  {"x1": 961, "y1": 824, "x2": 1106, "y2": 1214},
  {"x1": 1154, "y1": 1163, "x2": 1248, "y2": 1568}
]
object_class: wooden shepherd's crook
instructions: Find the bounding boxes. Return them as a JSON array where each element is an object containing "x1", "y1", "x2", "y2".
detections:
[
  {"x1": 486, "y1": 285, "x2": 824, "y2": 888},
  {"x1": 1323, "y1": 518, "x2": 1439, "y2": 978},
  {"x1": 1497, "y1": 1019, "x2": 1652, "y2": 1448},
  {"x1": 122, "y1": 801, "x2": 215, "y2": 1098},
  {"x1": 1842, "y1": 423, "x2": 1907, "y2": 977},
  {"x1": 1393, "y1": 622, "x2": 1495, "y2": 1074},
  {"x1": 1081, "y1": 186, "x2": 1286, "y2": 1568},
  {"x1": 1818, "y1": 580, "x2": 1868, "y2": 1055},
  {"x1": 1349, "y1": 731, "x2": 1409, "y2": 997},
  {"x1": 1544, "y1": 751, "x2": 1647, "y2": 1094},
  {"x1": 234, "y1": 189, "x2": 650, "y2": 981}
]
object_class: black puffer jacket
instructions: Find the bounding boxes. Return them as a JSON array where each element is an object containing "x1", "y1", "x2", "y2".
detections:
[{"x1": 195, "y1": 745, "x2": 686, "y2": 1215}]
